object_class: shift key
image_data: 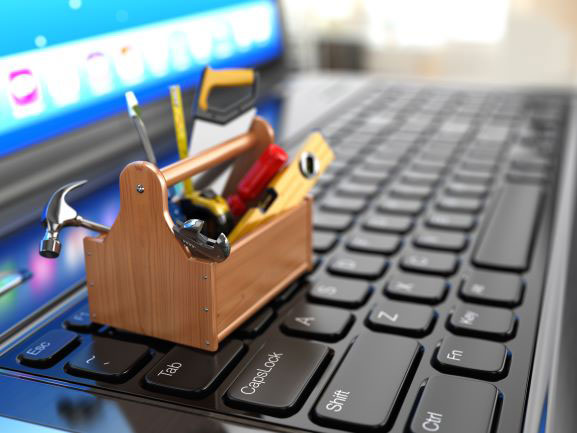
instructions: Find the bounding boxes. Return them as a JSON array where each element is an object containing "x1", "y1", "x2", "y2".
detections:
[
  {"x1": 225, "y1": 338, "x2": 330, "y2": 415},
  {"x1": 314, "y1": 333, "x2": 421, "y2": 430}
]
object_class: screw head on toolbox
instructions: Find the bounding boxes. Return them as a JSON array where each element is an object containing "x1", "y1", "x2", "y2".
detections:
[{"x1": 136, "y1": 184, "x2": 145, "y2": 193}]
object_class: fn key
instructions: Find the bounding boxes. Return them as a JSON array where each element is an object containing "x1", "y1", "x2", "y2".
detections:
[{"x1": 410, "y1": 375, "x2": 500, "y2": 433}]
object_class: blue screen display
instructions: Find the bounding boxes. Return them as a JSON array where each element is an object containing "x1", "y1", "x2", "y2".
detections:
[{"x1": 0, "y1": 0, "x2": 283, "y2": 158}]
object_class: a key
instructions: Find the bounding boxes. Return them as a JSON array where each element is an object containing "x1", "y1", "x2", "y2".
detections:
[
  {"x1": 63, "y1": 306, "x2": 100, "y2": 332},
  {"x1": 434, "y1": 335, "x2": 509, "y2": 380},
  {"x1": 363, "y1": 213, "x2": 413, "y2": 234},
  {"x1": 19, "y1": 329, "x2": 79, "y2": 367},
  {"x1": 473, "y1": 184, "x2": 542, "y2": 271},
  {"x1": 461, "y1": 159, "x2": 497, "y2": 173},
  {"x1": 346, "y1": 230, "x2": 401, "y2": 255},
  {"x1": 413, "y1": 229, "x2": 467, "y2": 252},
  {"x1": 367, "y1": 301, "x2": 436, "y2": 337},
  {"x1": 313, "y1": 333, "x2": 421, "y2": 430},
  {"x1": 378, "y1": 197, "x2": 424, "y2": 215},
  {"x1": 446, "y1": 182, "x2": 489, "y2": 198},
  {"x1": 401, "y1": 249, "x2": 459, "y2": 276},
  {"x1": 144, "y1": 340, "x2": 245, "y2": 396},
  {"x1": 66, "y1": 337, "x2": 150, "y2": 382},
  {"x1": 313, "y1": 231, "x2": 338, "y2": 253},
  {"x1": 390, "y1": 183, "x2": 434, "y2": 200},
  {"x1": 282, "y1": 303, "x2": 353, "y2": 342},
  {"x1": 313, "y1": 211, "x2": 354, "y2": 232},
  {"x1": 336, "y1": 182, "x2": 380, "y2": 198},
  {"x1": 409, "y1": 375, "x2": 500, "y2": 433},
  {"x1": 437, "y1": 196, "x2": 483, "y2": 213},
  {"x1": 328, "y1": 252, "x2": 389, "y2": 279},
  {"x1": 460, "y1": 270, "x2": 524, "y2": 307},
  {"x1": 386, "y1": 273, "x2": 448, "y2": 304},
  {"x1": 411, "y1": 160, "x2": 446, "y2": 175},
  {"x1": 427, "y1": 212, "x2": 476, "y2": 231},
  {"x1": 225, "y1": 338, "x2": 330, "y2": 415},
  {"x1": 308, "y1": 277, "x2": 370, "y2": 308},
  {"x1": 448, "y1": 303, "x2": 517, "y2": 341},
  {"x1": 237, "y1": 307, "x2": 275, "y2": 338},
  {"x1": 321, "y1": 195, "x2": 367, "y2": 214}
]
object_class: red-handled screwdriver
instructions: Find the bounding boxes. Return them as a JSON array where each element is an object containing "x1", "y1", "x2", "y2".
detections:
[{"x1": 228, "y1": 143, "x2": 288, "y2": 217}]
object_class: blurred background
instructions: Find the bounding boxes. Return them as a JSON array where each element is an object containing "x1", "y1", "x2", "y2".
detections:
[{"x1": 282, "y1": 0, "x2": 577, "y2": 86}]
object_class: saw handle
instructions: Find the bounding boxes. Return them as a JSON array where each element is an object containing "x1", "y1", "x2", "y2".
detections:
[{"x1": 197, "y1": 67, "x2": 255, "y2": 112}]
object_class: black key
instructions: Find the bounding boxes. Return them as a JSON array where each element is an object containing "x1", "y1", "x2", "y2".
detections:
[
  {"x1": 378, "y1": 197, "x2": 424, "y2": 215},
  {"x1": 308, "y1": 277, "x2": 370, "y2": 308},
  {"x1": 437, "y1": 196, "x2": 483, "y2": 213},
  {"x1": 448, "y1": 304, "x2": 517, "y2": 341},
  {"x1": 225, "y1": 338, "x2": 330, "y2": 415},
  {"x1": 313, "y1": 231, "x2": 338, "y2": 253},
  {"x1": 401, "y1": 249, "x2": 458, "y2": 276},
  {"x1": 473, "y1": 184, "x2": 542, "y2": 271},
  {"x1": 401, "y1": 171, "x2": 440, "y2": 186},
  {"x1": 390, "y1": 183, "x2": 433, "y2": 200},
  {"x1": 282, "y1": 303, "x2": 353, "y2": 342},
  {"x1": 386, "y1": 273, "x2": 448, "y2": 304},
  {"x1": 144, "y1": 341, "x2": 245, "y2": 396},
  {"x1": 350, "y1": 167, "x2": 390, "y2": 184},
  {"x1": 454, "y1": 170, "x2": 492, "y2": 184},
  {"x1": 414, "y1": 229, "x2": 467, "y2": 252},
  {"x1": 313, "y1": 333, "x2": 421, "y2": 430},
  {"x1": 321, "y1": 195, "x2": 367, "y2": 214},
  {"x1": 272, "y1": 282, "x2": 301, "y2": 307},
  {"x1": 328, "y1": 252, "x2": 388, "y2": 279},
  {"x1": 446, "y1": 182, "x2": 489, "y2": 198},
  {"x1": 237, "y1": 307, "x2": 275, "y2": 338},
  {"x1": 367, "y1": 301, "x2": 435, "y2": 337},
  {"x1": 66, "y1": 337, "x2": 150, "y2": 382},
  {"x1": 346, "y1": 231, "x2": 401, "y2": 255},
  {"x1": 409, "y1": 375, "x2": 500, "y2": 433},
  {"x1": 363, "y1": 213, "x2": 413, "y2": 234},
  {"x1": 434, "y1": 336, "x2": 509, "y2": 380},
  {"x1": 336, "y1": 182, "x2": 380, "y2": 198},
  {"x1": 19, "y1": 330, "x2": 79, "y2": 367},
  {"x1": 460, "y1": 270, "x2": 524, "y2": 307},
  {"x1": 313, "y1": 211, "x2": 354, "y2": 232},
  {"x1": 63, "y1": 306, "x2": 99, "y2": 332},
  {"x1": 427, "y1": 212, "x2": 476, "y2": 231}
]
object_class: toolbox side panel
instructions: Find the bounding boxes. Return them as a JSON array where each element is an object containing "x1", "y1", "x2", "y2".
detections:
[{"x1": 214, "y1": 198, "x2": 312, "y2": 340}]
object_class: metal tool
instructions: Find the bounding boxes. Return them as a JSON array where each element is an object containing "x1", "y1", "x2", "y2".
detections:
[
  {"x1": 39, "y1": 180, "x2": 110, "y2": 258},
  {"x1": 173, "y1": 219, "x2": 230, "y2": 262}
]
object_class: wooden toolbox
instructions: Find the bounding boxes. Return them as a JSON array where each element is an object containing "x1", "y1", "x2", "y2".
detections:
[{"x1": 83, "y1": 117, "x2": 313, "y2": 351}]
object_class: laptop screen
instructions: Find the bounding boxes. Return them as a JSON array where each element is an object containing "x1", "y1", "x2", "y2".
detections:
[{"x1": 0, "y1": 0, "x2": 283, "y2": 158}]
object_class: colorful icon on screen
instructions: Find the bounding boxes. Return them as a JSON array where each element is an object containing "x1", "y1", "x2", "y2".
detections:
[
  {"x1": 7, "y1": 68, "x2": 44, "y2": 118},
  {"x1": 86, "y1": 51, "x2": 113, "y2": 95},
  {"x1": 115, "y1": 45, "x2": 145, "y2": 84}
]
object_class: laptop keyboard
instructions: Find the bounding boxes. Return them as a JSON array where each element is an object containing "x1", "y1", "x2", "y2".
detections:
[{"x1": 0, "y1": 84, "x2": 568, "y2": 432}]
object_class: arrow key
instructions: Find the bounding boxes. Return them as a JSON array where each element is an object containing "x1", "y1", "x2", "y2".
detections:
[{"x1": 367, "y1": 301, "x2": 436, "y2": 337}]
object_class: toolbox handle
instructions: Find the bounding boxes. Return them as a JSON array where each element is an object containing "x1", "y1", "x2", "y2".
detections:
[{"x1": 161, "y1": 116, "x2": 269, "y2": 187}]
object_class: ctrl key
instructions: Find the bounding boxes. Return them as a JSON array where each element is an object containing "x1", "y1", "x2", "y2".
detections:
[
  {"x1": 410, "y1": 375, "x2": 500, "y2": 433},
  {"x1": 225, "y1": 338, "x2": 330, "y2": 416}
]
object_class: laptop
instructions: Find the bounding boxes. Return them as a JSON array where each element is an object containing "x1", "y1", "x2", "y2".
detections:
[{"x1": 0, "y1": 1, "x2": 574, "y2": 432}]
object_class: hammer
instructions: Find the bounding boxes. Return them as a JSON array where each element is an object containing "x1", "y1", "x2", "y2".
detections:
[{"x1": 39, "y1": 180, "x2": 110, "y2": 258}]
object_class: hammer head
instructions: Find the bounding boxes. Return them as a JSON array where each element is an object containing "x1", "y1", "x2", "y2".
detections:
[{"x1": 39, "y1": 180, "x2": 86, "y2": 258}]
